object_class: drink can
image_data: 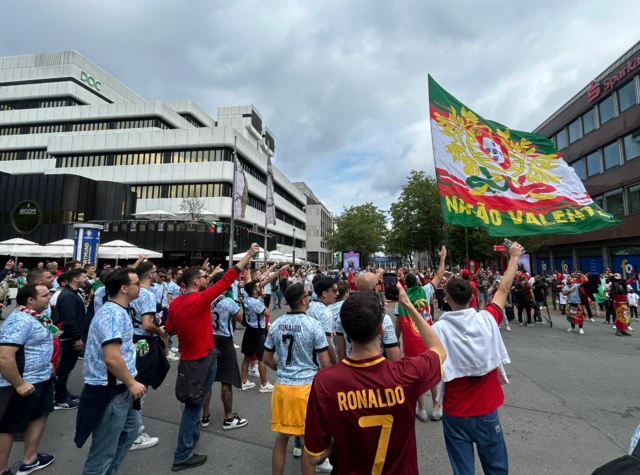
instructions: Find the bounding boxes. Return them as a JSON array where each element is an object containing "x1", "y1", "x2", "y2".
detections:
[{"x1": 137, "y1": 339, "x2": 149, "y2": 357}]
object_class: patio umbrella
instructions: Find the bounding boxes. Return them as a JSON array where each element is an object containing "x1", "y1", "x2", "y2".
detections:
[
  {"x1": 226, "y1": 247, "x2": 269, "y2": 262},
  {"x1": 98, "y1": 240, "x2": 162, "y2": 265},
  {"x1": 284, "y1": 254, "x2": 305, "y2": 265},
  {"x1": 0, "y1": 238, "x2": 39, "y2": 257},
  {"x1": 266, "y1": 250, "x2": 288, "y2": 263},
  {"x1": 133, "y1": 210, "x2": 178, "y2": 220}
]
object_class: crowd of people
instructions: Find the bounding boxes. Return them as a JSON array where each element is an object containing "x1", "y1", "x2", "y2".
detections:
[{"x1": 0, "y1": 241, "x2": 638, "y2": 474}]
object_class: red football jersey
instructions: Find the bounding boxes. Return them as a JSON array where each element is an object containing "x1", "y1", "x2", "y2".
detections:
[{"x1": 304, "y1": 352, "x2": 442, "y2": 474}]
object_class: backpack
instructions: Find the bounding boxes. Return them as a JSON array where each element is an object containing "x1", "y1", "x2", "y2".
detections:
[
  {"x1": 591, "y1": 439, "x2": 640, "y2": 474},
  {"x1": 513, "y1": 283, "x2": 526, "y2": 300}
]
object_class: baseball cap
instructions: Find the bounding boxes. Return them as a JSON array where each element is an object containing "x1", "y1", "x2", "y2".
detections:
[{"x1": 461, "y1": 269, "x2": 471, "y2": 278}]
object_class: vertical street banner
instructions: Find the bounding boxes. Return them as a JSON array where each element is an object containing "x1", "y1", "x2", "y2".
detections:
[
  {"x1": 266, "y1": 156, "x2": 276, "y2": 226},
  {"x1": 233, "y1": 154, "x2": 249, "y2": 219},
  {"x1": 73, "y1": 223, "x2": 102, "y2": 266},
  {"x1": 428, "y1": 76, "x2": 621, "y2": 237}
]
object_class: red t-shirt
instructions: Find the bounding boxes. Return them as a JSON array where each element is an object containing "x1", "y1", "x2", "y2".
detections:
[
  {"x1": 166, "y1": 267, "x2": 239, "y2": 360},
  {"x1": 305, "y1": 352, "x2": 442, "y2": 474},
  {"x1": 443, "y1": 303, "x2": 505, "y2": 417},
  {"x1": 469, "y1": 280, "x2": 478, "y2": 308}
]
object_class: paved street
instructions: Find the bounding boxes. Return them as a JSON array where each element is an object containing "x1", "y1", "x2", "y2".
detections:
[{"x1": 3, "y1": 304, "x2": 639, "y2": 474}]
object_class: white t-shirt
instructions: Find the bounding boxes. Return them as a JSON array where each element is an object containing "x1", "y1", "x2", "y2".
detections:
[
  {"x1": 50, "y1": 289, "x2": 63, "y2": 306},
  {"x1": 628, "y1": 293, "x2": 638, "y2": 306}
]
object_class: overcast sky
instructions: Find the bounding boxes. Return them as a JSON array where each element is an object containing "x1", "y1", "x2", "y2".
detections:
[{"x1": 2, "y1": 1, "x2": 639, "y2": 215}]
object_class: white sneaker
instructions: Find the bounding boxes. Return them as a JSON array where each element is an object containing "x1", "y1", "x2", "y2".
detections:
[
  {"x1": 166, "y1": 353, "x2": 179, "y2": 362},
  {"x1": 629, "y1": 326, "x2": 634, "y2": 332},
  {"x1": 234, "y1": 344, "x2": 240, "y2": 349},
  {"x1": 505, "y1": 325, "x2": 511, "y2": 331},
  {"x1": 222, "y1": 413, "x2": 248, "y2": 430},
  {"x1": 589, "y1": 318, "x2": 596, "y2": 323},
  {"x1": 566, "y1": 328, "x2": 574, "y2": 332},
  {"x1": 248, "y1": 367, "x2": 260, "y2": 378},
  {"x1": 241, "y1": 381, "x2": 256, "y2": 391},
  {"x1": 129, "y1": 433, "x2": 159, "y2": 451},
  {"x1": 613, "y1": 325, "x2": 617, "y2": 329},
  {"x1": 259, "y1": 382, "x2": 274, "y2": 393},
  {"x1": 170, "y1": 347, "x2": 179, "y2": 354},
  {"x1": 429, "y1": 407, "x2": 443, "y2": 421},
  {"x1": 578, "y1": 328, "x2": 584, "y2": 335},
  {"x1": 316, "y1": 459, "x2": 333, "y2": 472}
]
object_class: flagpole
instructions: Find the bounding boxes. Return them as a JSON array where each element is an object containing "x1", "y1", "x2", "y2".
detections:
[
  {"x1": 263, "y1": 197, "x2": 268, "y2": 269},
  {"x1": 228, "y1": 136, "x2": 237, "y2": 268}
]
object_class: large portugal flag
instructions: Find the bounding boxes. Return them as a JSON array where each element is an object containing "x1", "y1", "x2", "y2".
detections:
[{"x1": 428, "y1": 76, "x2": 621, "y2": 237}]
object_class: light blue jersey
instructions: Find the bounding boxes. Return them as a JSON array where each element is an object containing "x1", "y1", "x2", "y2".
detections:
[
  {"x1": 264, "y1": 312, "x2": 328, "y2": 386},
  {"x1": 307, "y1": 301, "x2": 334, "y2": 336},
  {"x1": 212, "y1": 295, "x2": 241, "y2": 338},
  {"x1": 0, "y1": 309, "x2": 53, "y2": 386},
  {"x1": 84, "y1": 302, "x2": 137, "y2": 386},
  {"x1": 130, "y1": 287, "x2": 157, "y2": 336},
  {"x1": 244, "y1": 296, "x2": 267, "y2": 328},
  {"x1": 94, "y1": 285, "x2": 107, "y2": 314}
]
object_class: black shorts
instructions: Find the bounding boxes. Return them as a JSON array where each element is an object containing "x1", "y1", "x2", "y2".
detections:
[
  {"x1": 241, "y1": 326, "x2": 266, "y2": 361},
  {"x1": 214, "y1": 336, "x2": 242, "y2": 388},
  {"x1": 0, "y1": 378, "x2": 54, "y2": 433}
]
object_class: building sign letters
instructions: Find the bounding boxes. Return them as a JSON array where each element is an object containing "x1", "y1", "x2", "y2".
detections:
[
  {"x1": 80, "y1": 71, "x2": 102, "y2": 91},
  {"x1": 587, "y1": 55, "x2": 640, "y2": 102}
]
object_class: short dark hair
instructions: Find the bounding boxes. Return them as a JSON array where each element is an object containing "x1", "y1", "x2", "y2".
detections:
[
  {"x1": 105, "y1": 268, "x2": 137, "y2": 298},
  {"x1": 158, "y1": 267, "x2": 168, "y2": 275},
  {"x1": 284, "y1": 283, "x2": 306, "y2": 309},
  {"x1": 181, "y1": 266, "x2": 203, "y2": 288},
  {"x1": 27, "y1": 268, "x2": 51, "y2": 284},
  {"x1": 66, "y1": 268, "x2": 87, "y2": 281},
  {"x1": 445, "y1": 278, "x2": 473, "y2": 306},
  {"x1": 405, "y1": 272, "x2": 420, "y2": 288},
  {"x1": 314, "y1": 277, "x2": 335, "y2": 297},
  {"x1": 57, "y1": 273, "x2": 69, "y2": 286},
  {"x1": 136, "y1": 261, "x2": 155, "y2": 279},
  {"x1": 99, "y1": 269, "x2": 113, "y2": 283},
  {"x1": 16, "y1": 284, "x2": 42, "y2": 306},
  {"x1": 64, "y1": 260, "x2": 82, "y2": 272},
  {"x1": 244, "y1": 281, "x2": 258, "y2": 296},
  {"x1": 340, "y1": 292, "x2": 383, "y2": 344},
  {"x1": 336, "y1": 280, "x2": 350, "y2": 300}
]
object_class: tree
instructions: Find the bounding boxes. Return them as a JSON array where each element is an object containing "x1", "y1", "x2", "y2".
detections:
[
  {"x1": 326, "y1": 203, "x2": 387, "y2": 267},
  {"x1": 386, "y1": 171, "x2": 444, "y2": 262},
  {"x1": 180, "y1": 193, "x2": 206, "y2": 220}
]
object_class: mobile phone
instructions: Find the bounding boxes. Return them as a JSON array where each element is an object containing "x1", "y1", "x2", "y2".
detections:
[
  {"x1": 503, "y1": 240, "x2": 513, "y2": 249},
  {"x1": 383, "y1": 273, "x2": 399, "y2": 301}
]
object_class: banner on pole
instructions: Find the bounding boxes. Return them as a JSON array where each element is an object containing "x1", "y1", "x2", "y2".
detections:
[
  {"x1": 233, "y1": 154, "x2": 249, "y2": 219},
  {"x1": 266, "y1": 156, "x2": 276, "y2": 226},
  {"x1": 428, "y1": 76, "x2": 621, "y2": 237},
  {"x1": 73, "y1": 224, "x2": 102, "y2": 266}
]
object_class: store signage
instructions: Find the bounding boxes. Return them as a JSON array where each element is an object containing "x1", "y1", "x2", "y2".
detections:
[
  {"x1": 80, "y1": 71, "x2": 102, "y2": 91},
  {"x1": 587, "y1": 55, "x2": 640, "y2": 103},
  {"x1": 11, "y1": 201, "x2": 42, "y2": 235}
]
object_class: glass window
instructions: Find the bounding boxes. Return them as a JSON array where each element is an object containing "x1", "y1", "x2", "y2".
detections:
[
  {"x1": 167, "y1": 222, "x2": 175, "y2": 232},
  {"x1": 555, "y1": 129, "x2": 567, "y2": 150},
  {"x1": 603, "y1": 141, "x2": 620, "y2": 170},
  {"x1": 572, "y1": 159, "x2": 585, "y2": 180},
  {"x1": 568, "y1": 119, "x2": 581, "y2": 143},
  {"x1": 606, "y1": 191, "x2": 625, "y2": 218},
  {"x1": 623, "y1": 129, "x2": 640, "y2": 162},
  {"x1": 197, "y1": 150, "x2": 203, "y2": 162},
  {"x1": 177, "y1": 223, "x2": 185, "y2": 232},
  {"x1": 207, "y1": 184, "x2": 214, "y2": 196},
  {"x1": 177, "y1": 185, "x2": 183, "y2": 197},
  {"x1": 628, "y1": 184, "x2": 640, "y2": 214},
  {"x1": 594, "y1": 195, "x2": 604, "y2": 209},
  {"x1": 599, "y1": 95, "x2": 615, "y2": 124},
  {"x1": 586, "y1": 151, "x2": 600, "y2": 177},
  {"x1": 618, "y1": 80, "x2": 637, "y2": 113}
]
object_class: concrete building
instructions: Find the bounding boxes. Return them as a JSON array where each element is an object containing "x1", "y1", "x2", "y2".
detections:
[
  {"x1": 293, "y1": 182, "x2": 334, "y2": 268},
  {"x1": 0, "y1": 51, "x2": 306, "y2": 263},
  {"x1": 532, "y1": 41, "x2": 640, "y2": 277}
]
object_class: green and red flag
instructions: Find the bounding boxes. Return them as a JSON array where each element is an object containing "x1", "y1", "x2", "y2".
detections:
[
  {"x1": 428, "y1": 76, "x2": 621, "y2": 237},
  {"x1": 396, "y1": 286, "x2": 431, "y2": 357},
  {"x1": 206, "y1": 221, "x2": 224, "y2": 233}
]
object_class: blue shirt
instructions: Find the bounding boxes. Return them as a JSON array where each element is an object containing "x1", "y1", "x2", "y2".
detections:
[
  {"x1": 264, "y1": 313, "x2": 328, "y2": 386},
  {"x1": 84, "y1": 302, "x2": 137, "y2": 386},
  {"x1": 243, "y1": 296, "x2": 267, "y2": 328},
  {"x1": 167, "y1": 281, "x2": 180, "y2": 301},
  {"x1": 212, "y1": 295, "x2": 240, "y2": 338},
  {"x1": 130, "y1": 287, "x2": 157, "y2": 336},
  {"x1": 150, "y1": 283, "x2": 163, "y2": 306},
  {"x1": 563, "y1": 283, "x2": 581, "y2": 304},
  {"x1": 94, "y1": 286, "x2": 107, "y2": 314},
  {"x1": 307, "y1": 301, "x2": 334, "y2": 336},
  {"x1": 0, "y1": 309, "x2": 53, "y2": 386}
]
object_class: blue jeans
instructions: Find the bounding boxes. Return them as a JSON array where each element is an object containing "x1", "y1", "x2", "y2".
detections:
[
  {"x1": 273, "y1": 291, "x2": 283, "y2": 308},
  {"x1": 442, "y1": 410, "x2": 508, "y2": 475},
  {"x1": 82, "y1": 391, "x2": 140, "y2": 475},
  {"x1": 534, "y1": 301, "x2": 545, "y2": 321},
  {"x1": 173, "y1": 358, "x2": 217, "y2": 465}
]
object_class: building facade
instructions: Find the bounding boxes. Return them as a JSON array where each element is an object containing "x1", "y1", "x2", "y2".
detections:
[
  {"x1": 0, "y1": 51, "x2": 307, "y2": 264},
  {"x1": 293, "y1": 182, "x2": 334, "y2": 268},
  {"x1": 533, "y1": 41, "x2": 640, "y2": 277}
]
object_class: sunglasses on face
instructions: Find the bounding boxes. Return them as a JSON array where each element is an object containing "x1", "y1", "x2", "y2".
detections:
[{"x1": 129, "y1": 281, "x2": 141, "y2": 287}]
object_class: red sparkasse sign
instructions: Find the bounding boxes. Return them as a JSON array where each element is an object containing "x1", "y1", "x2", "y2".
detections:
[
  {"x1": 493, "y1": 245, "x2": 506, "y2": 252},
  {"x1": 587, "y1": 55, "x2": 640, "y2": 103}
]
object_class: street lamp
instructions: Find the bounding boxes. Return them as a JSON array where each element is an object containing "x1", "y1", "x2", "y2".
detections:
[{"x1": 292, "y1": 227, "x2": 296, "y2": 268}]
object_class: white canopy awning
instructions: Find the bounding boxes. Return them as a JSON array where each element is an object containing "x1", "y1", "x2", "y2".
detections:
[
  {"x1": 133, "y1": 210, "x2": 177, "y2": 220},
  {"x1": 99, "y1": 240, "x2": 163, "y2": 260}
]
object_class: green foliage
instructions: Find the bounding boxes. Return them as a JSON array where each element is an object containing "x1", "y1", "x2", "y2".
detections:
[{"x1": 326, "y1": 203, "x2": 387, "y2": 266}]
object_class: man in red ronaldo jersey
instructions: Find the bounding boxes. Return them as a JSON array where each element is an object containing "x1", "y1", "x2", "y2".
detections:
[
  {"x1": 165, "y1": 244, "x2": 259, "y2": 472},
  {"x1": 302, "y1": 284, "x2": 446, "y2": 474},
  {"x1": 432, "y1": 241, "x2": 523, "y2": 475}
]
